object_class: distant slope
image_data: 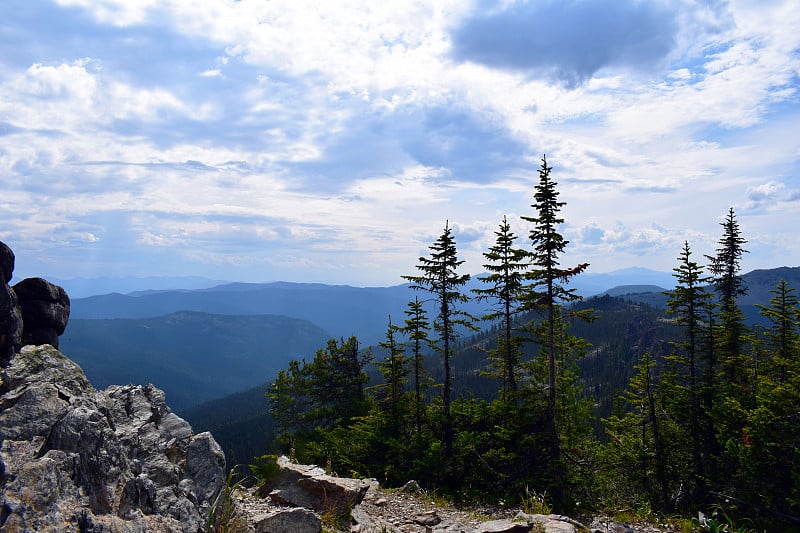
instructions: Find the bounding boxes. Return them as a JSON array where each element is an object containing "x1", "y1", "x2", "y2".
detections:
[
  {"x1": 598, "y1": 285, "x2": 670, "y2": 309},
  {"x1": 60, "y1": 311, "x2": 331, "y2": 411},
  {"x1": 591, "y1": 267, "x2": 800, "y2": 321},
  {"x1": 70, "y1": 283, "x2": 418, "y2": 346},
  {"x1": 739, "y1": 266, "x2": 800, "y2": 325}
]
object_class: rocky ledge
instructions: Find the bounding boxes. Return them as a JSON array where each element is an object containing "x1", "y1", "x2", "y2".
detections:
[{"x1": 0, "y1": 344, "x2": 226, "y2": 532}]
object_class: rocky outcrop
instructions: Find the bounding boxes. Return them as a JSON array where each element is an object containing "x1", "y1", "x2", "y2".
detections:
[
  {"x1": 0, "y1": 243, "x2": 21, "y2": 365},
  {"x1": 12, "y1": 276, "x2": 70, "y2": 349},
  {"x1": 0, "y1": 280, "x2": 22, "y2": 366},
  {"x1": 0, "y1": 344, "x2": 226, "y2": 532},
  {"x1": 0, "y1": 241, "x2": 70, "y2": 360}
]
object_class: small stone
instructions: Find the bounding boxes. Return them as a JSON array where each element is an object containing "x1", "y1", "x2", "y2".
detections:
[
  {"x1": 375, "y1": 497, "x2": 389, "y2": 506},
  {"x1": 402, "y1": 480, "x2": 422, "y2": 493},
  {"x1": 414, "y1": 510, "x2": 441, "y2": 527}
]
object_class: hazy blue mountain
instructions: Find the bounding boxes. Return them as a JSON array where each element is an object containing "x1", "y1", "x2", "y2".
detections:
[
  {"x1": 598, "y1": 285, "x2": 670, "y2": 308},
  {"x1": 570, "y1": 268, "x2": 675, "y2": 296},
  {"x1": 60, "y1": 311, "x2": 331, "y2": 411},
  {"x1": 48, "y1": 275, "x2": 228, "y2": 298},
  {"x1": 68, "y1": 268, "x2": 676, "y2": 346},
  {"x1": 590, "y1": 267, "x2": 800, "y2": 321}
]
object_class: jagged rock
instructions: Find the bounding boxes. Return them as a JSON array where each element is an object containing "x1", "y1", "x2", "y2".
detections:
[
  {"x1": 0, "y1": 344, "x2": 225, "y2": 532},
  {"x1": 0, "y1": 279, "x2": 22, "y2": 365},
  {"x1": 253, "y1": 507, "x2": 321, "y2": 533},
  {"x1": 0, "y1": 241, "x2": 13, "y2": 284},
  {"x1": 13, "y1": 277, "x2": 70, "y2": 349},
  {"x1": 266, "y1": 455, "x2": 370, "y2": 515}
]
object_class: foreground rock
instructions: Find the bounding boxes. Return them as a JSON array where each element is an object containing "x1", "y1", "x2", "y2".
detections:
[{"x1": 0, "y1": 344, "x2": 226, "y2": 532}]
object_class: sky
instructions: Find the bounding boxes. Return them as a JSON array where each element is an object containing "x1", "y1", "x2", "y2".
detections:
[{"x1": 1, "y1": 0, "x2": 798, "y2": 288}]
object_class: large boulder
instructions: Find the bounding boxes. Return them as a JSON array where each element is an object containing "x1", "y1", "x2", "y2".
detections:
[
  {"x1": 0, "y1": 344, "x2": 226, "y2": 532},
  {"x1": 265, "y1": 456, "x2": 371, "y2": 515},
  {"x1": 12, "y1": 277, "x2": 70, "y2": 348}
]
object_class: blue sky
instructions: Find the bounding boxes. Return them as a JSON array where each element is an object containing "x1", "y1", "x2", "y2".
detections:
[{"x1": 1, "y1": 0, "x2": 798, "y2": 287}]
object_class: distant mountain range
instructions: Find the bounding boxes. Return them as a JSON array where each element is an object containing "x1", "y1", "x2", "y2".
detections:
[
  {"x1": 67, "y1": 268, "x2": 678, "y2": 344},
  {"x1": 55, "y1": 267, "x2": 676, "y2": 300}
]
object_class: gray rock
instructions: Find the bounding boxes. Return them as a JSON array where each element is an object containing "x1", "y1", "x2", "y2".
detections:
[
  {"x1": 13, "y1": 277, "x2": 70, "y2": 348},
  {"x1": 476, "y1": 519, "x2": 533, "y2": 532},
  {"x1": 266, "y1": 455, "x2": 370, "y2": 515},
  {"x1": 0, "y1": 277, "x2": 22, "y2": 365},
  {"x1": 0, "y1": 344, "x2": 225, "y2": 532},
  {"x1": 513, "y1": 513, "x2": 579, "y2": 533},
  {"x1": 414, "y1": 510, "x2": 442, "y2": 526},
  {"x1": 253, "y1": 507, "x2": 322, "y2": 533}
]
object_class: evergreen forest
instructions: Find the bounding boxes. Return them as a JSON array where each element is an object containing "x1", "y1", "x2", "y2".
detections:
[{"x1": 262, "y1": 157, "x2": 800, "y2": 530}]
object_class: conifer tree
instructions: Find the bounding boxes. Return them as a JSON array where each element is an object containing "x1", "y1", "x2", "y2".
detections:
[
  {"x1": 520, "y1": 155, "x2": 589, "y2": 422},
  {"x1": 756, "y1": 280, "x2": 800, "y2": 383},
  {"x1": 665, "y1": 240, "x2": 714, "y2": 496},
  {"x1": 705, "y1": 207, "x2": 749, "y2": 389},
  {"x1": 603, "y1": 352, "x2": 676, "y2": 510},
  {"x1": 473, "y1": 215, "x2": 531, "y2": 399},
  {"x1": 403, "y1": 221, "x2": 475, "y2": 455},
  {"x1": 402, "y1": 296, "x2": 432, "y2": 435},
  {"x1": 377, "y1": 315, "x2": 409, "y2": 437}
]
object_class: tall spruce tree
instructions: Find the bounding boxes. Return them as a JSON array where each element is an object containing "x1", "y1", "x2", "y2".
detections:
[
  {"x1": 520, "y1": 155, "x2": 589, "y2": 421},
  {"x1": 403, "y1": 221, "x2": 475, "y2": 455},
  {"x1": 705, "y1": 207, "x2": 749, "y2": 388},
  {"x1": 473, "y1": 215, "x2": 531, "y2": 399},
  {"x1": 665, "y1": 240, "x2": 714, "y2": 498}
]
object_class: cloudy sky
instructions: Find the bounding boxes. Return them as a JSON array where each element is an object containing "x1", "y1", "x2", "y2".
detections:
[{"x1": 1, "y1": 0, "x2": 798, "y2": 287}]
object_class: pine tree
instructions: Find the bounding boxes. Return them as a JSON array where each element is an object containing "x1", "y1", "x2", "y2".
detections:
[
  {"x1": 520, "y1": 155, "x2": 589, "y2": 422},
  {"x1": 756, "y1": 280, "x2": 800, "y2": 383},
  {"x1": 402, "y1": 296, "x2": 432, "y2": 435},
  {"x1": 705, "y1": 207, "x2": 749, "y2": 390},
  {"x1": 403, "y1": 221, "x2": 475, "y2": 456},
  {"x1": 377, "y1": 315, "x2": 409, "y2": 437},
  {"x1": 473, "y1": 215, "x2": 531, "y2": 400},
  {"x1": 665, "y1": 240, "x2": 714, "y2": 498}
]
